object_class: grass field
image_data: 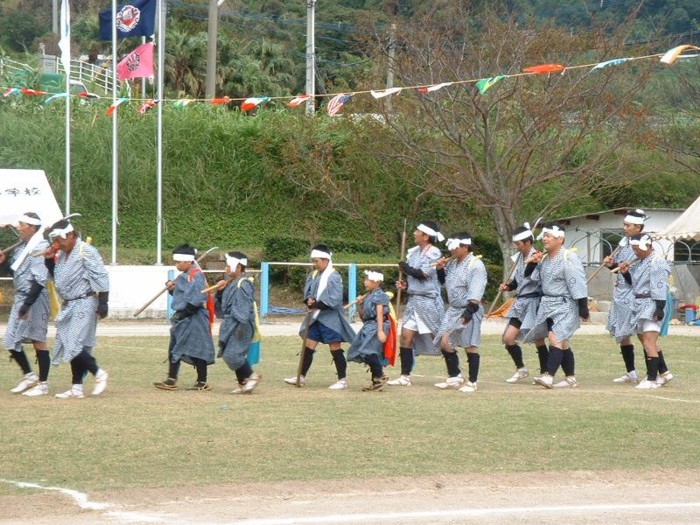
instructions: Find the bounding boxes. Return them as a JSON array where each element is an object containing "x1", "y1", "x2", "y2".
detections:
[{"x1": 1, "y1": 334, "x2": 699, "y2": 497}]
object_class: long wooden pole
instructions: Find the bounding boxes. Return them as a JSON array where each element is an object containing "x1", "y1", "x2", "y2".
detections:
[
  {"x1": 586, "y1": 245, "x2": 621, "y2": 284},
  {"x1": 133, "y1": 246, "x2": 218, "y2": 317}
]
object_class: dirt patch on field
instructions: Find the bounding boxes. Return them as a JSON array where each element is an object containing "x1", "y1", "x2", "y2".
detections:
[{"x1": 2, "y1": 470, "x2": 699, "y2": 524}]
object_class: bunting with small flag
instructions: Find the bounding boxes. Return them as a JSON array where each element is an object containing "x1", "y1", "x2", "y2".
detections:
[
  {"x1": 286, "y1": 94, "x2": 311, "y2": 107},
  {"x1": 418, "y1": 82, "x2": 453, "y2": 93},
  {"x1": 105, "y1": 97, "x2": 130, "y2": 116},
  {"x1": 523, "y1": 64, "x2": 566, "y2": 74},
  {"x1": 240, "y1": 97, "x2": 270, "y2": 112},
  {"x1": 327, "y1": 93, "x2": 352, "y2": 116},
  {"x1": 371, "y1": 87, "x2": 402, "y2": 98},
  {"x1": 475, "y1": 76, "x2": 505, "y2": 95}
]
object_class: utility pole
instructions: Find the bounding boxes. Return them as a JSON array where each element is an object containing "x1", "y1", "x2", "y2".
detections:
[
  {"x1": 305, "y1": 0, "x2": 316, "y2": 115},
  {"x1": 386, "y1": 23, "x2": 396, "y2": 113},
  {"x1": 205, "y1": 0, "x2": 225, "y2": 99},
  {"x1": 52, "y1": 0, "x2": 58, "y2": 33}
]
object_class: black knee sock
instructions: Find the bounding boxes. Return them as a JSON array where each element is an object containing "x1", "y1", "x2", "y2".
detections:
[
  {"x1": 10, "y1": 349, "x2": 32, "y2": 374},
  {"x1": 536, "y1": 345, "x2": 549, "y2": 374},
  {"x1": 657, "y1": 350, "x2": 668, "y2": 375},
  {"x1": 646, "y1": 356, "x2": 660, "y2": 381},
  {"x1": 301, "y1": 347, "x2": 315, "y2": 376},
  {"x1": 331, "y1": 349, "x2": 347, "y2": 380},
  {"x1": 168, "y1": 359, "x2": 181, "y2": 379},
  {"x1": 399, "y1": 346, "x2": 414, "y2": 375},
  {"x1": 561, "y1": 349, "x2": 575, "y2": 377},
  {"x1": 505, "y1": 344, "x2": 524, "y2": 369},
  {"x1": 440, "y1": 349, "x2": 461, "y2": 377},
  {"x1": 72, "y1": 350, "x2": 98, "y2": 377},
  {"x1": 546, "y1": 346, "x2": 564, "y2": 376},
  {"x1": 70, "y1": 359, "x2": 83, "y2": 385},
  {"x1": 620, "y1": 344, "x2": 636, "y2": 373},
  {"x1": 36, "y1": 350, "x2": 50, "y2": 382},
  {"x1": 235, "y1": 362, "x2": 253, "y2": 384},
  {"x1": 192, "y1": 358, "x2": 208, "y2": 382},
  {"x1": 466, "y1": 352, "x2": 480, "y2": 383},
  {"x1": 364, "y1": 353, "x2": 384, "y2": 380}
]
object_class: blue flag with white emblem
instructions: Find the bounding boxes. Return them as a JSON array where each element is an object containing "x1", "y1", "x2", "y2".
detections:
[{"x1": 99, "y1": 0, "x2": 157, "y2": 41}]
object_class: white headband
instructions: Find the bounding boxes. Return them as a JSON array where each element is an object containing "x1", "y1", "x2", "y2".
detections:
[
  {"x1": 512, "y1": 222, "x2": 533, "y2": 242},
  {"x1": 417, "y1": 224, "x2": 445, "y2": 242},
  {"x1": 48, "y1": 223, "x2": 74, "y2": 239},
  {"x1": 364, "y1": 270, "x2": 384, "y2": 282},
  {"x1": 629, "y1": 235, "x2": 652, "y2": 250},
  {"x1": 310, "y1": 249, "x2": 331, "y2": 260},
  {"x1": 624, "y1": 209, "x2": 646, "y2": 225},
  {"x1": 537, "y1": 225, "x2": 565, "y2": 240},
  {"x1": 446, "y1": 237, "x2": 471, "y2": 251},
  {"x1": 18, "y1": 215, "x2": 42, "y2": 226},
  {"x1": 226, "y1": 255, "x2": 248, "y2": 269},
  {"x1": 173, "y1": 253, "x2": 195, "y2": 262}
]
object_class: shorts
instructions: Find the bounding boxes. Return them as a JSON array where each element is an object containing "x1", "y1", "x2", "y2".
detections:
[
  {"x1": 307, "y1": 321, "x2": 344, "y2": 344},
  {"x1": 402, "y1": 310, "x2": 432, "y2": 334},
  {"x1": 638, "y1": 320, "x2": 661, "y2": 333}
]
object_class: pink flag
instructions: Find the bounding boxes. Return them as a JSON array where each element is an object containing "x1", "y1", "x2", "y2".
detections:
[{"x1": 116, "y1": 42, "x2": 154, "y2": 81}]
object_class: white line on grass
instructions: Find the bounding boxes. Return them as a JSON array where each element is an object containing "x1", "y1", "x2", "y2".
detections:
[
  {"x1": 230, "y1": 502, "x2": 700, "y2": 525},
  {"x1": 0, "y1": 479, "x2": 111, "y2": 510}
]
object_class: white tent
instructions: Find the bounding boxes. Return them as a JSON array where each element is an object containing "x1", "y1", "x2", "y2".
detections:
[{"x1": 657, "y1": 195, "x2": 700, "y2": 241}]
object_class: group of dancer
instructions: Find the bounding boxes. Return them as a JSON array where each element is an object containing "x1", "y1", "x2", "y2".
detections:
[{"x1": 2, "y1": 208, "x2": 673, "y2": 397}]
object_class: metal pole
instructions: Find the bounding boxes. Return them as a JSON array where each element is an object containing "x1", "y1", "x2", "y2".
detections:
[
  {"x1": 111, "y1": 0, "x2": 119, "y2": 265},
  {"x1": 205, "y1": 0, "x2": 221, "y2": 99},
  {"x1": 156, "y1": 0, "x2": 166, "y2": 265},
  {"x1": 52, "y1": 0, "x2": 58, "y2": 33},
  {"x1": 305, "y1": 0, "x2": 316, "y2": 115}
]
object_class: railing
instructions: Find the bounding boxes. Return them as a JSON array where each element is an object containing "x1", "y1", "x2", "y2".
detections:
[{"x1": 69, "y1": 59, "x2": 115, "y2": 94}]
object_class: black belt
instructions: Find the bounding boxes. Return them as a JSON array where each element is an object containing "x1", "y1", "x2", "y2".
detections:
[
  {"x1": 62, "y1": 291, "x2": 95, "y2": 306},
  {"x1": 516, "y1": 292, "x2": 542, "y2": 299},
  {"x1": 634, "y1": 293, "x2": 651, "y2": 299}
]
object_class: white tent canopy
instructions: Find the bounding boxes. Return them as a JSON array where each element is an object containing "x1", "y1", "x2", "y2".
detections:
[{"x1": 657, "y1": 195, "x2": 700, "y2": 242}]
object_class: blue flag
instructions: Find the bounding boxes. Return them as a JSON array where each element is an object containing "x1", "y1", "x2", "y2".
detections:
[{"x1": 99, "y1": 0, "x2": 157, "y2": 41}]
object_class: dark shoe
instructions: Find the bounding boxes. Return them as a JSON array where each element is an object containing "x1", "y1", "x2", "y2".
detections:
[
  {"x1": 362, "y1": 375, "x2": 388, "y2": 392},
  {"x1": 154, "y1": 378, "x2": 178, "y2": 391},
  {"x1": 186, "y1": 381, "x2": 212, "y2": 391}
]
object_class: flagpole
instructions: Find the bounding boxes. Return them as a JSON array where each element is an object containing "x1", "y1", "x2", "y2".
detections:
[
  {"x1": 305, "y1": 0, "x2": 316, "y2": 115},
  {"x1": 111, "y1": 0, "x2": 119, "y2": 265},
  {"x1": 156, "y1": 0, "x2": 165, "y2": 265},
  {"x1": 59, "y1": 0, "x2": 71, "y2": 215}
]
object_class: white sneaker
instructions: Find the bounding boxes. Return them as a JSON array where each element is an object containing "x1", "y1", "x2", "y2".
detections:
[
  {"x1": 535, "y1": 374, "x2": 554, "y2": 389},
  {"x1": 553, "y1": 377, "x2": 578, "y2": 388},
  {"x1": 613, "y1": 372, "x2": 638, "y2": 384},
  {"x1": 241, "y1": 373, "x2": 262, "y2": 393},
  {"x1": 636, "y1": 379, "x2": 660, "y2": 390},
  {"x1": 328, "y1": 379, "x2": 348, "y2": 390},
  {"x1": 55, "y1": 386, "x2": 85, "y2": 399},
  {"x1": 22, "y1": 381, "x2": 49, "y2": 397},
  {"x1": 656, "y1": 371, "x2": 673, "y2": 386},
  {"x1": 387, "y1": 375, "x2": 412, "y2": 386},
  {"x1": 10, "y1": 372, "x2": 39, "y2": 394},
  {"x1": 506, "y1": 368, "x2": 529, "y2": 383},
  {"x1": 283, "y1": 376, "x2": 305, "y2": 386},
  {"x1": 458, "y1": 381, "x2": 478, "y2": 393},
  {"x1": 434, "y1": 374, "x2": 464, "y2": 389},
  {"x1": 92, "y1": 370, "x2": 109, "y2": 396}
]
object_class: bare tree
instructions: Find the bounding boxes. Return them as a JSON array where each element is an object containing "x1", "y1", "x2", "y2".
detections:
[{"x1": 367, "y1": 3, "x2": 657, "y2": 269}]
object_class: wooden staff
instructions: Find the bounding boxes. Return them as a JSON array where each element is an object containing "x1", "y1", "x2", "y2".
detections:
[
  {"x1": 296, "y1": 310, "x2": 313, "y2": 387},
  {"x1": 344, "y1": 293, "x2": 366, "y2": 310},
  {"x1": 586, "y1": 245, "x2": 622, "y2": 284},
  {"x1": 202, "y1": 278, "x2": 231, "y2": 294},
  {"x1": 394, "y1": 218, "x2": 408, "y2": 320},
  {"x1": 133, "y1": 246, "x2": 219, "y2": 317},
  {"x1": 610, "y1": 257, "x2": 639, "y2": 274},
  {"x1": 429, "y1": 256, "x2": 453, "y2": 267}
]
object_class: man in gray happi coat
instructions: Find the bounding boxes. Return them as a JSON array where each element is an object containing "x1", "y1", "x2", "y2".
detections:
[
  {"x1": 284, "y1": 244, "x2": 356, "y2": 390},
  {"x1": 602, "y1": 209, "x2": 647, "y2": 384},
  {"x1": 499, "y1": 223, "x2": 548, "y2": 384},
  {"x1": 388, "y1": 221, "x2": 445, "y2": 387},
  {"x1": 433, "y1": 232, "x2": 487, "y2": 393},
  {"x1": 44, "y1": 219, "x2": 110, "y2": 399},
  {"x1": 1, "y1": 212, "x2": 51, "y2": 396},
  {"x1": 617, "y1": 233, "x2": 673, "y2": 390},
  {"x1": 154, "y1": 244, "x2": 216, "y2": 391},
  {"x1": 524, "y1": 222, "x2": 589, "y2": 389}
]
